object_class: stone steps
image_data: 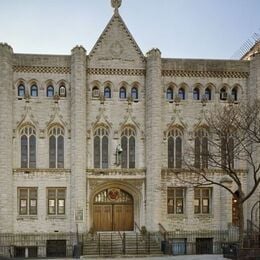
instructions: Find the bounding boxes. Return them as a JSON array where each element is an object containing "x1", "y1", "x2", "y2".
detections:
[{"x1": 82, "y1": 232, "x2": 162, "y2": 256}]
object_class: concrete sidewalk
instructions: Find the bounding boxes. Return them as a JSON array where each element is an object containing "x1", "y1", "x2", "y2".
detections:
[{"x1": 80, "y1": 255, "x2": 229, "y2": 260}]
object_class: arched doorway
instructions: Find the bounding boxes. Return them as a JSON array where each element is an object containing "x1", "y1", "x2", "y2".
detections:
[
  {"x1": 93, "y1": 188, "x2": 134, "y2": 231},
  {"x1": 232, "y1": 191, "x2": 239, "y2": 227}
]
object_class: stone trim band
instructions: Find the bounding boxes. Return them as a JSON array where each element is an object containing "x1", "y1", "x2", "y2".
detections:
[{"x1": 13, "y1": 65, "x2": 249, "y2": 78}]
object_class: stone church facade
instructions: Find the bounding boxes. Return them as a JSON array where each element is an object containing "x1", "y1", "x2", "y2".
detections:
[{"x1": 0, "y1": 0, "x2": 260, "y2": 257}]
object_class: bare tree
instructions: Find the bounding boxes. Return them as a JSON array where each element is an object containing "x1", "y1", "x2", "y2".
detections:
[{"x1": 176, "y1": 100, "x2": 260, "y2": 245}]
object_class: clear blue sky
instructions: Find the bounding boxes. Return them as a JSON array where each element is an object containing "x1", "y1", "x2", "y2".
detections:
[{"x1": 0, "y1": 0, "x2": 259, "y2": 59}]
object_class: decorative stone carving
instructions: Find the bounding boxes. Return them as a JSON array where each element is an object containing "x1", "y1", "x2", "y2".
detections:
[{"x1": 111, "y1": 0, "x2": 122, "y2": 10}]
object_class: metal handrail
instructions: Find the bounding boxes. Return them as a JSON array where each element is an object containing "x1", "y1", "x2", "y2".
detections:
[
  {"x1": 134, "y1": 222, "x2": 141, "y2": 233},
  {"x1": 118, "y1": 230, "x2": 123, "y2": 240},
  {"x1": 158, "y1": 223, "x2": 168, "y2": 240}
]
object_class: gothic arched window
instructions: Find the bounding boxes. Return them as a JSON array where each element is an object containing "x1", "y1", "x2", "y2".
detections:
[
  {"x1": 47, "y1": 85, "x2": 54, "y2": 97},
  {"x1": 231, "y1": 87, "x2": 238, "y2": 101},
  {"x1": 92, "y1": 86, "x2": 100, "y2": 98},
  {"x1": 59, "y1": 85, "x2": 66, "y2": 97},
  {"x1": 119, "y1": 87, "x2": 127, "y2": 99},
  {"x1": 18, "y1": 84, "x2": 25, "y2": 97},
  {"x1": 20, "y1": 126, "x2": 36, "y2": 168},
  {"x1": 104, "y1": 86, "x2": 111, "y2": 98},
  {"x1": 220, "y1": 87, "x2": 227, "y2": 100},
  {"x1": 49, "y1": 126, "x2": 64, "y2": 168},
  {"x1": 205, "y1": 87, "x2": 212, "y2": 100},
  {"x1": 178, "y1": 88, "x2": 185, "y2": 100},
  {"x1": 221, "y1": 136, "x2": 234, "y2": 169},
  {"x1": 30, "y1": 84, "x2": 38, "y2": 97},
  {"x1": 121, "y1": 127, "x2": 136, "y2": 168},
  {"x1": 131, "y1": 87, "x2": 138, "y2": 100},
  {"x1": 166, "y1": 87, "x2": 173, "y2": 100},
  {"x1": 94, "y1": 127, "x2": 109, "y2": 169},
  {"x1": 168, "y1": 128, "x2": 183, "y2": 168},
  {"x1": 193, "y1": 87, "x2": 200, "y2": 100},
  {"x1": 194, "y1": 128, "x2": 208, "y2": 169}
]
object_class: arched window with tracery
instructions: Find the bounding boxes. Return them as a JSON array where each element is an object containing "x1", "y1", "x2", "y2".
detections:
[
  {"x1": 119, "y1": 87, "x2": 127, "y2": 99},
  {"x1": 49, "y1": 126, "x2": 64, "y2": 168},
  {"x1": 18, "y1": 84, "x2": 25, "y2": 97},
  {"x1": 166, "y1": 87, "x2": 173, "y2": 100},
  {"x1": 194, "y1": 128, "x2": 209, "y2": 168},
  {"x1": 30, "y1": 84, "x2": 38, "y2": 97},
  {"x1": 20, "y1": 126, "x2": 36, "y2": 168},
  {"x1": 59, "y1": 85, "x2": 66, "y2": 97},
  {"x1": 47, "y1": 85, "x2": 54, "y2": 97},
  {"x1": 205, "y1": 87, "x2": 212, "y2": 100},
  {"x1": 94, "y1": 127, "x2": 109, "y2": 168},
  {"x1": 168, "y1": 128, "x2": 183, "y2": 168},
  {"x1": 193, "y1": 87, "x2": 200, "y2": 100},
  {"x1": 121, "y1": 127, "x2": 136, "y2": 168},
  {"x1": 104, "y1": 86, "x2": 111, "y2": 99},
  {"x1": 131, "y1": 87, "x2": 138, "y2": 100},
  {"x1": 178, "y1": 88, "x2": 185, "y2": 100}
]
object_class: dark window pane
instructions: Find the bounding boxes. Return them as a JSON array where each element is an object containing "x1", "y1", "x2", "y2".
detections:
[
  {"x1": 168, "y1": 137, "x2": 174, "y2": 168},
  {"x1": 49, "y1": 135, "x2": 56, "y2": 168},
  {"x1": 179, "y1": 88, "x2": 185, "y2": 100},
  {"x1": 193, "y1": 88, "x2": 200, "y2": 100},
  {"x1": 57, "y1": 135, "x2": 64, "y2": 168},
  {"x1": 29, "y1": 135, "x2": 36, "y2": 168},
  {"x1": 176, "y1": 137, "x2": 182, "y2": 168},
  {"x1": 205, "y1": 88, "x2": 211, "y2": 100},
  {"x1": 202, "y1": 137, "x2": 208, "y2": 168},
  {"x1": 231, "y1": 88, "x2": 237, "y2": 101},
  {"x1": 221, "y1": 138, "x2": 226, "y2": 168},
  {"x1": 104, "y1": 87, "x2": 111, "y2": 98},
  {"x1": 18, "y1": 84, "x2": 25, "y2": 97},
  {"x1": 167, "y1": 88, "x2": 173, "y2": 100},
  {"x1": 229, "y1": 137, "x2": 234, "y2": 168},
  {"x1": 119, "y1": 87, "x2": 126, "y2": 99},
  {"x1": 129, "y1": 136, "x2": 135, "y2": 168},
  {"x1": 94, "y1": 136, "x2": 100, "y2": 168},
  {"x1": 21, "y1": 135, "x2": 28, "y2": 168},
  {"x1": 31, "y1": 85, "x2": 38, "y2": 97},
  {"x1": 131, "y1": 87, "x2": 138, "y2": 100},
  {"x1": 194, "y1": 137, "x2": 200, "y2": 168},
  {"x1": 121, "y1": 136, "x2": 128, "y2": 168},
  {"x1": 102, "y1": 136, "x2": 108, "y2": 168},
  {"x1": 47, "y1": 86, "x2": 54, "y2": 97}
]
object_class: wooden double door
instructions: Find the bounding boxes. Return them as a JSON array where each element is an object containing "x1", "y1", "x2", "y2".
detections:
[{"x1": 93, "y1": 204, "x2": 133, "y2": 231}]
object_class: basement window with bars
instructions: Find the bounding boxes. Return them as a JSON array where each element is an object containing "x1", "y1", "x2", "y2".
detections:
[
  {"x1": 167, "y1": 187, "x2": 185, "y2": 214},
  {"x1": 47, "y1": 188, "x2": 66, "y2": 215},
  {"x1": 18, "y1": 188, "x2": 37, "y2": 215}
]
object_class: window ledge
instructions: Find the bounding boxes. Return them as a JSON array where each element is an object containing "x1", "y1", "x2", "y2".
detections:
[
  {"x1": 167, "y1": 214, "x2": 187, "y2": 218},
  {"x1": 194, "y1": 214, "x2": 213, "y2": 218},
  {"x1": 46, "y1": 215, "x2": 66, "y2": 220},
  {"x1": 17, "y1": 216, "x2": 38, "y2": 221}
]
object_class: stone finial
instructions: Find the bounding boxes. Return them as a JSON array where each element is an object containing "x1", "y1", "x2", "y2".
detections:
[
  {"x1": 71, "y1": 45, "x2": 86, "y2": 54},
  {"x1": 111, "y1": 0, "x2": 122, "y2": 12},
  {"x1": 146, "y1": 48, "x2": 161, "y2": 58}
]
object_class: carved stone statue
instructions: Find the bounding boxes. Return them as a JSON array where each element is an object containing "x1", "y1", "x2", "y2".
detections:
[{"x1": 111, "y1": 0, "x2": 122, "y2": 10}]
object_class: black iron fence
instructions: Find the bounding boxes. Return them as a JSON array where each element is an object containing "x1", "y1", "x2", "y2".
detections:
[{"x1": 0, "y1": 229, "x2": 251, "y2": 258}]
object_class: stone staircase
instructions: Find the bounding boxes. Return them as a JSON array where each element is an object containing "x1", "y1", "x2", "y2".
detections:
[{"x1": 82, "y1": 231, "x2": 162, "y2": 256}]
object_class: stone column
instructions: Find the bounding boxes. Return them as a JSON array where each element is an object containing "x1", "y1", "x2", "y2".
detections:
[
  {"x1": 0, "y1": 43, "x2": 13, "y2": 233},
  {"x1": 70, "y1": 46, "x2": 87, "y2": 233},
  {"x1": 145, "y1": 48, "x2": 162, "y2": 231}
]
